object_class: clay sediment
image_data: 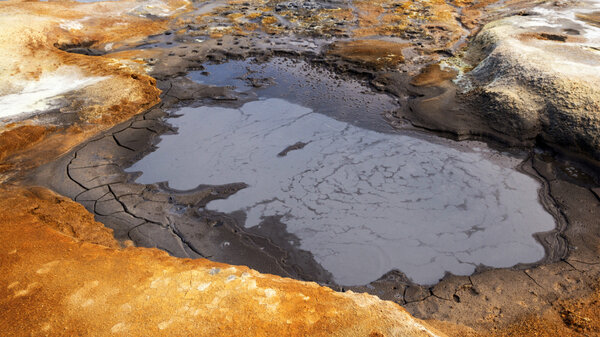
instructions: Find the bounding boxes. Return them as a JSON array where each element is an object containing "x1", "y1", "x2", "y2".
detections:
[{"x1": 1, "y1": 0, "x2": 600, "y2": 336}]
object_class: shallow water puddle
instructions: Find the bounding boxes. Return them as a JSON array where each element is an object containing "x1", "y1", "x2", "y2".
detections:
[
  {"x1": 188, "y1": 58, "x2": 398, "y2": 132},
  {"x1": 128, "y1": 95, "x2": 555, "y2": 286}
]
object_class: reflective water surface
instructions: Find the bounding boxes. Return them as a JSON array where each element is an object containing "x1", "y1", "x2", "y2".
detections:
[
  {"x1": 128, "y1": 97, "x2": 555, "y2": 285},
  {"x1": 188, "y1": 58, "x2": 399, "y2": 132}
]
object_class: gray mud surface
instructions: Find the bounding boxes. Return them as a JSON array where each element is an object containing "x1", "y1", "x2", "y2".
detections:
[
  {"x1": 128, "y1": 97, "x2": 555, "y2": 286},
  {"x1": 21, "y1": 27, "x2": 600, "y2": 329}
]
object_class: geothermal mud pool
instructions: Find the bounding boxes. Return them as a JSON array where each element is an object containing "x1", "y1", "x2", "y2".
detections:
[
  {"x1": 4, "y1": 0, "x2": 600, "y2": 334},
  {"x1": 128, "y1": 59, "x2": 555, "y2": 286}
]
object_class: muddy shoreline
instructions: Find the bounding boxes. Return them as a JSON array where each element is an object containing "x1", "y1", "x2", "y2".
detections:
[
  {"x1": 2, "y1": 0, "x2": 599, "y2": 333},
  {"x1": 19, "y1": 44, "x2": 600, "y2": 329}
]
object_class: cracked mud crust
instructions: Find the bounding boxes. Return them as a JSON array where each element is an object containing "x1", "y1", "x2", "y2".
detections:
[
  {"x1": 1, "y1": 0, "x2": 600, "y2": 336},
  {"x1": 0, "y1": 186, "x2": 444, "y2": 337},
  {"x1": 25, "y1": 52, "x2": 600, "y2": 335}
]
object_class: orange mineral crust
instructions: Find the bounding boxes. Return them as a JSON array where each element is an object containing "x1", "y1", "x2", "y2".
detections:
[
  {"x1": 1, "y1": 185, "x2": 599, "y2": 336},
  {"x1": 1, "y1": 1, "x2": 599, "y2": 336},
  {"x1": 0, "y1": 125, "x2": 54, "y2": 164},
  {"x1": 328, "y1": 40, "x2": 409, "y2": 69},
  {"x1": 0, "y1": 0, "x2": 189, "y2": 178},
  {"x1": 0, "y1": 186, "x2": 444, "y2": 337}
]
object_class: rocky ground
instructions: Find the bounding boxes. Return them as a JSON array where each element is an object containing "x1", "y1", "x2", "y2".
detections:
[{"x1": 1, "y1": 0, "x2": 599, "y2": 336}]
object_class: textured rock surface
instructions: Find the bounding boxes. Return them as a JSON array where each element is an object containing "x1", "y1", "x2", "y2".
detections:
[
  {"x1": 457, "y1": 2, "x2": 600, "y2": 160},
  {"x1": 0, "y1": 0, "x2": 185, "y2": 179},
  {"x1": 0, "y1": 186, "x2": 443, "y2": 337}
]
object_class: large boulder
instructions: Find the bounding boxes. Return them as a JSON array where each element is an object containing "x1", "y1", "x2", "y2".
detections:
[{"x1": 459, "y1": 3, "x2": 600, "y2": 159}]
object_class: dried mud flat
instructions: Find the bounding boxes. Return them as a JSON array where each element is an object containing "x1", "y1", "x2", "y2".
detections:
[{"x1": 1, "y1": 0, "x2": 600, "y2": 336}]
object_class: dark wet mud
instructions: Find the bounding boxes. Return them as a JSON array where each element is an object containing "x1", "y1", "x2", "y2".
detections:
[
  {"x1": 25, "y1": 53, "x2": 575, "y2": 289},
  {"x1": 16, "y1": 4, "x2": 600, "y2": 327},
  {"x1": 127, "y1": 61, "x2": 556, "y2": 286},
  {"x1": 185, "y1": 58, "x2": 399, "y2": 132}
]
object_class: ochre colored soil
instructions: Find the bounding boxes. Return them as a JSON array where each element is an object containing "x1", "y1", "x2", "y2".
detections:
[
  {"x1": 0, "y1": 1, "x2": 170, "y2": 179},
  {"x1": 0, "y1": 125, "x2": 54, "y2": 164},
  {"x1": 328, "y1": 40, "x2": 408, "y2": 69},
  {"x1": 577, "y1": 12, "x2": 600, "y2": 28},
  {"x1": 0, "y1": 186, "x2": 443, "y2": 337},
  {"x1": 2, "y1": 185, "x2": 598, "y2": 336},
  {"x1": 1, "y1": 1, "x2": 599, "y2": 336},
  {"x1": 430, "y1": 288, "x2": 600, "y2": 336},
  {"x1": 410, "y1": 64, "x2": 458, "y2": 87}
]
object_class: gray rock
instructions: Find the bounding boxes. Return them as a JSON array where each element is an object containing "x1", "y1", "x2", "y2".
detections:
[{"x1": 458, "y1": 9, "x2": 600, "y2": 160}]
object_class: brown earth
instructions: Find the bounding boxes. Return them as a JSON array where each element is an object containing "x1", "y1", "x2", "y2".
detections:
[
  {"x1": 410, "y1": 64, "x2": 458, "y2": 87},
  {"x1": 1, "y1": 0, "x2": 600, "y2": 336},
  {"x1": 0, "y1": 125, "x2": 54, "y2": 165},
  {"x1": 0, "y1": 0, "x2": 185, "y2": 180},
  {"x1": 327, "y1": 40, "x2": 408, "y2": 69},
  {"x1": 576, "y1": 12, "x2": 600, "y2": 28},
  {"x1": 441, "y1": 286, "x2": 600, "y2": 336},
  {"x1": 1, "y1": 182, "x2": 598, "y2": 336},
  {"x1": 0, "y1": 185, "x2": 443, "y2": 337}
]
